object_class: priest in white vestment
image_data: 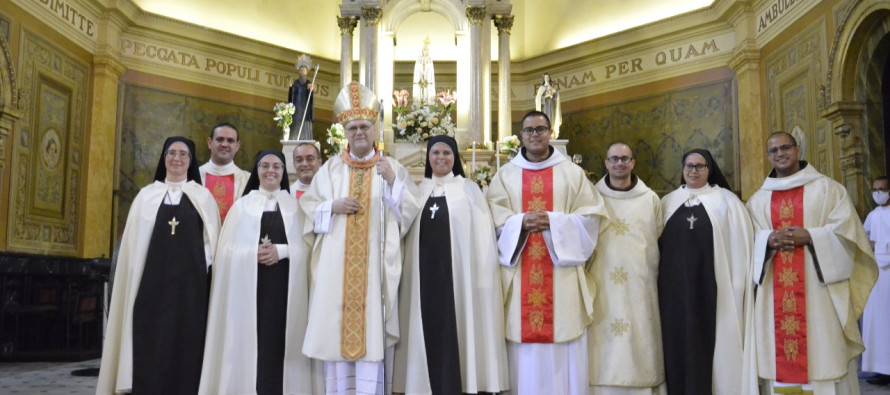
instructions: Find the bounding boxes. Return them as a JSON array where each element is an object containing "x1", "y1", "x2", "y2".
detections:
[
  {"x1": 862, "y1": 176, "x2": 890, "y2": 385},
  {"x1": 588, "y1": 142, "x2": 666, "y2": 395},
  {"x1": 300, "y1": 81, "x2": 422, "y2": 395},
  {"x1": 745, "y1": 132, "x2": 877, "y2": 395},
  {"x1": 486, "y1": 111, "x2": 607, "y2": 395},
  {"x1": 657, "y1": 149, "x2": 754, "y2": 395},
  {"x1": 199, "y1": 151, "x2": 315, "y2": 394},
  {"x1": 199, "y1": 122, "x2": 250, "y2": 220},
  {"x1": 393, "y1": 135, "x2": 509, "y2": 395},
  {"x1": 290, "y1": 142, "x2": 323, "y2": 199},
  {"x1": 98, "y1": 137, "x2": 219, "y2": 394}
]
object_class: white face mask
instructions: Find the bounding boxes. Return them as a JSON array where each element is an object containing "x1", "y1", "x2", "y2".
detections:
[{"x1": 873, "y1": 190, "x2": 890, "y2": 206}]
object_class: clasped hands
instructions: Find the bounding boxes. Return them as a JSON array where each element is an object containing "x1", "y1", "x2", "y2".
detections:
[
  {"x1": 522, "y1": 210, "x2": 550, "y2": 233},
  {"x1": 768, "y1": 226, "x2": 811, "y2": 251},
  {"x1": 257, "y1": 243, "x2": 279, "y2": 266}
]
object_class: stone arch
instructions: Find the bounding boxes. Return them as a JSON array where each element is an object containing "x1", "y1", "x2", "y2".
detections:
[
  {"x1": 827, "y1": 0, "x2": 890, "y2": 104},
  {"x1": 824, "y1": 0, "x2": 890, "y2": 212},
  {"x1": 381, "y1": 0, "x2": 468, "y2": 35},
  {"x1": 0, "y1": 33, "x2": 19, "y2": 111}
]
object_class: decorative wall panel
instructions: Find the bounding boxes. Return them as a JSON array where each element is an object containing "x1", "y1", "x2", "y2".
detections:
[
  {"x1": 561, "y1": 78, "x2": 737, "y2": 196},
  {"x1": 764, "y1": 19, "x2": 832, "y2": 177},
  {"x1": 7, "y1": 30, "x2": 88, "y2": 254}
]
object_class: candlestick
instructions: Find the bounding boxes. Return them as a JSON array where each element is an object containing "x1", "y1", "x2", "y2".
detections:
[
  {"x1": 496, "y1": 141, "x2": 501, "y2": 169},
  {"x1": 472, "y1": 141, "x2": 477, "y2": 173}
]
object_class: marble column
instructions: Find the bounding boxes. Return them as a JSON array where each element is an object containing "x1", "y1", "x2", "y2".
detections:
[
  {"x1": 466, "y1": 5, "x2": 487, "y2": 146},
  {"x1": 85, "y1": 54, "x2": 126, "y2": 257},
  {"x1": 359, "y1": 7, "x2": 382, "y2": 93},
  {"x1": 729, "y1": 39, "x2": 766, "y2": 200},
  {"x1": 338, "y1": 16, "x2": 358, "y2": 90},
  {"x1": 493, "y1": 15, "x2": 514, "y2": 143}
]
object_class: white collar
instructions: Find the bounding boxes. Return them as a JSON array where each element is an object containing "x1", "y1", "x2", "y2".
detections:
[
  {"x1": 510, "y1": 147, "x2": 567, "y2": 170},
  {"x1": 208, "y1": 161, "x2": 236, "y2": 172},
  {"x1": 349, "y1": 150, "x2": 377, "y2": 161},
  {"x1": 760, "y1": 163, "x2": 823, "y2": 191},
  {"x1": 431, "y1": 172, "x2": 455, "y2": 184}
]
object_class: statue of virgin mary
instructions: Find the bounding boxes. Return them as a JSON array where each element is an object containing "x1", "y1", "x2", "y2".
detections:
[{"x1": 413, "y1": 37, "x2": 436, "y2": 107}]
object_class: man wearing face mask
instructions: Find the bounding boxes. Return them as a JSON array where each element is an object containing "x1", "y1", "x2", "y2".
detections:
[{"x1": 862, "y1": 176, "x2": 890, "y2": 386}]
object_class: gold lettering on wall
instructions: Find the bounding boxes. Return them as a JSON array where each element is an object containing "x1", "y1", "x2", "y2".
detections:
[
  {"x1": 119, "y1": 37, "x2": 333, "y2": 98},
  {"x1": 535, "y1": 35, "x2": 731, "y2": 94},
  {"x1": 31, "y1": 0, "x2": 97, "y2": 41},
  {"x1": 757, "y1": 0, "x2": 806, "y2": 34}
]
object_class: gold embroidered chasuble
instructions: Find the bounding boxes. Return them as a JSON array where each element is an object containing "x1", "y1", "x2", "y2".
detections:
[
  {"x1": 746, "y1": 164, "x2": 876, "y2": 389},
  {"x1": 588, "y1": 177, "x2": 665, "y2": 388},
  {"x1": 300, "y1": 152, "x2": 421, "y2": 362}
]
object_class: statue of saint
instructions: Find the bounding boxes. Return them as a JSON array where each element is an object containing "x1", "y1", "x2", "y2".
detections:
[
  {"x1": 289, "y1": 54, "x2": 316, "y2": 140},
  {"x1": 535, "y1": 73, "x2": 562, "y2": 138},
  {"x1": 413, "y1": 37, "x2": 436, "y2": 107}
]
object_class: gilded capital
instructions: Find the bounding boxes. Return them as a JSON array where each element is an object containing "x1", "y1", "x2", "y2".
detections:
[
  {"x1": 337, "y1": 16, "x2": 358, "y2": 36},
  {"x1": 466, "y1": 5, "x2": 487, "y2": 25},
  {"x1": 361, "y1": 7, "x2": 382, "y2": 27},
  {"x1": 493, "y1": 15, "x2": 514, "y2": 35}
]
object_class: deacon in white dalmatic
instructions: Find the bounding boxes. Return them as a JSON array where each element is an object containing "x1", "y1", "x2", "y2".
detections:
[{"x1": 588, "y1": 142, "x2": 666, "y2": 395}]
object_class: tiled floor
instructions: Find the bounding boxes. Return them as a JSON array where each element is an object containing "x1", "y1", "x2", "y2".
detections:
[{"x1": 0, "y1": 360, "x2": 888, "y2": 394}]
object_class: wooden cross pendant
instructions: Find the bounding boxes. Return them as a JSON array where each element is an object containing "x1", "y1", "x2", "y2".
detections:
[{"x1": 168, "y1": 216, "x2": 180, "y2": 235}]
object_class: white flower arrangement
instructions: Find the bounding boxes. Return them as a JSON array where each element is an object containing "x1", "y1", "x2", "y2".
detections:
[
  {"x1": 325, "y1": 123, "x2": 346, "y2": 156},
  {"x1": 393, "y1": 90, "x2": 456, "y2": 144},
  {"x1": 273, "y1": 102, "x2": 296, "y2": 138},
  {"x1": 470, "y1": 165, "x2": 492, "y2": 189},
  {"x1": 500, "y1": 135, "x2": 521, "y2": 158}
]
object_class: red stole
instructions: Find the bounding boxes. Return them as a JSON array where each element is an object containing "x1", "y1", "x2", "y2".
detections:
[
  {"x1": 520, "y1": 167, "x2": 555, "y2": 343},
  {"x1": 770, "y1": 186, "x2": 808, "y2": 383},
  {"x1": 295, "y1": 190, "x2": 305, "y2": 199},
  {"x1": 205, "y1": 173, "x2": 235, "y2": 220}
]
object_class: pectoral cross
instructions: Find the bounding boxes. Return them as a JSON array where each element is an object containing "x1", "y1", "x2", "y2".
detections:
[
  {"x1": 429, "y1": 203, "x2": 439, "y2": 219},
  {"x1": 261, "y1": 234, "x2": 272, "y2": 245},
  {"x1": 686, "y1": 213, "x2": 697, "y2": 230},
  {"x1": 168, "y1": 217, "x2": 180, "y2": 235}
]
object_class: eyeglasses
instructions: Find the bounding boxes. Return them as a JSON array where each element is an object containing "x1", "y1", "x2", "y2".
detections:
[
  {"x1": 346, "y1": 124, "x2": 373, "y2": 133},
  {"x1": 258, "y1": 163, "x2": 284, "y2": 171},
  {"x1": 683, "y1": 163, "x2": 708, "y2": 172},
  {"x1": 521, "y1": 126, "x2": 550, "y2": 135},
  {"x1": 606, "y1": 156, "x2": 633, "y2": 164},
  {"x1": 766, "y1": 144, "x2": 796, "y2": 156},
  {"x1": 166, "y1": 150, "x2": 190, "y2": 159}
]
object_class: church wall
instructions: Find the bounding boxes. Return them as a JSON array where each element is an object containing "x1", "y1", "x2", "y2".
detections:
[
  {"x1": 756, "y1": 0, "x2": 839, "y2": 182},
  {"x1": 559, "y1": 68, "x2": 738, "y2": 196}
]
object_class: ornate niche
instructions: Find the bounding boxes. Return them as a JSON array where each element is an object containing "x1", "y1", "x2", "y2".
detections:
[{"x1": 7, "y1": 30, "x2": 89, "y2": 254}]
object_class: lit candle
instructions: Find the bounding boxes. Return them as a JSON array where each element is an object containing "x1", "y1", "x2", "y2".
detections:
[
  {"x1": 496, "y1": 141, "x2": 501, "y2": 169},
  {"x1": 472, "y1": 141, "x2": 477, "y2": 173}
]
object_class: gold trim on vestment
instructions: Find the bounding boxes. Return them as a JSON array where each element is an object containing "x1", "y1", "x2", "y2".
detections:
[{"x1": 340, "y1": 165, "x2": 374, "y2": 360}]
